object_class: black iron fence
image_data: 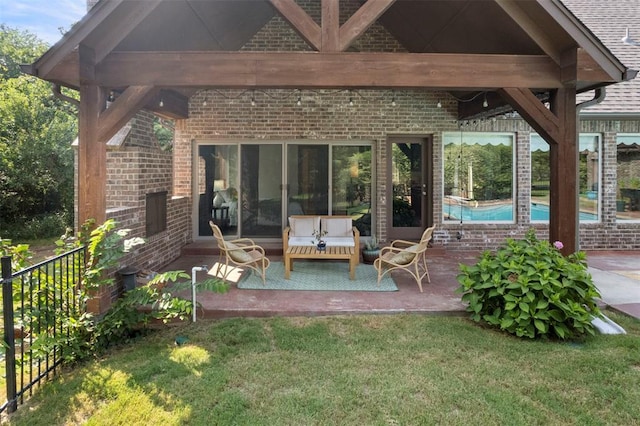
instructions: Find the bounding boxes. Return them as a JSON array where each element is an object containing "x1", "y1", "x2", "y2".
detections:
[{"x1": 1, "y1": 246, "x2": 86, "y2": 414}]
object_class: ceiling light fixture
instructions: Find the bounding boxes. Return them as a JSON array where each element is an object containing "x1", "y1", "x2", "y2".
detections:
[
  {"x1": 482, "y1": 94, "x2": 488, "y2": 108},
  {"x1": 622, "y1": 27, "x2": 640, "y2": 46},
  {"x1": 391, "y1": 91, "x2": 396, "y2": 107},
  {"x1": 251, "y1": 91, "x2": 256, "y2": 106}
]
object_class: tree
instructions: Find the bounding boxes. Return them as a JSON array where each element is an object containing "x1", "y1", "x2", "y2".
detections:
[{"x1": 0, "y1": 26, "x2": 77, "y2": 237}]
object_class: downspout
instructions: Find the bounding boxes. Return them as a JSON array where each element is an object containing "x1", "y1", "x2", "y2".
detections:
[
  {"x1": 52, "y1": 83, "x2": 80, "y2": 108},
  {"x1": 574, "y1": 87, "x2": 606, "y2": 250},
  {"x1": 576, "y1": 87, "x2": 606, "y2": 112}
]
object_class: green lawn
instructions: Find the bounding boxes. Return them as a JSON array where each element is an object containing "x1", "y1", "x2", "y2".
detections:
[{"x1": 5, "y1": 313, "x2": 640, "y2": 425}]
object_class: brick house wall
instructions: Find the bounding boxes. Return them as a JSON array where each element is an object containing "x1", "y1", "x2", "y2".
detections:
[
  {"x1": 78, "y1": 108, "x2": 189, "y2": 313},
  {"x1": 172, "y1": 2, "x2": 640, "y2": 252}
]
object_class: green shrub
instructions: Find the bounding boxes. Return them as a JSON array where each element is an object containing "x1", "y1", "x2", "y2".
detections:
[
  {"x1": 0, "y1": 211, "x2": 70, "y2": 240},
  {"x1": 457, "y1": 229, "x2": 602, "y2": 340}
]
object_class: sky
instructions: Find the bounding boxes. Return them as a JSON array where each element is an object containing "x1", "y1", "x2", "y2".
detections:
[{"x1": 1, "y1": 0, "x2": 87, "y2": 46}]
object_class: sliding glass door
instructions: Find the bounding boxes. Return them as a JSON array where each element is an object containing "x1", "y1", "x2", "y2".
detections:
[
  {"x1": 241, "y1": 144, "x2": 283, "y2": 237},
  {"x1": 195, "y1": 141, "x2": 373, "y2": 239}
]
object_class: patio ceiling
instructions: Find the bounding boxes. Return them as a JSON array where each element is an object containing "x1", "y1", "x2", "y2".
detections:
[{"x1": 27, "y1": 0, "x2": 631, "y2": 120}]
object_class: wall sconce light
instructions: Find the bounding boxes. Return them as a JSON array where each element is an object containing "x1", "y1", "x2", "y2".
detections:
[
  {"x1": 251, "y1": 91, "x2": 256, "y2": 107},
  {"x1": 391, "y1": 91, "x2": 396, "y2": 107},
  {"x1": 159, "y1": 98, "x2": 164, "y2": 107},
  {"x1": 296, "y1": 95, "x2": 302, "y2": 106},
  {"x1": 107, "y1": 91, "x2": 115, "y2": 102},
  {"x1": 482, "y1": 94, "x2": 488, "y2": 108},
  {"x1": 437, "y1": 100, "x2": 442, "y2": 108}
]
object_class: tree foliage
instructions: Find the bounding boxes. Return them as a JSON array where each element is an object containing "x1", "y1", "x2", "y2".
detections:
[{"x1": 0, "y1": 25, "x2": 77, "y2": 236}]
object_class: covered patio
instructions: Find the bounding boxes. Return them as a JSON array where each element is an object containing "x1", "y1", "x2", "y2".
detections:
[{"x1": 26, "y1": 0, "x2": 634, "y2": 253}]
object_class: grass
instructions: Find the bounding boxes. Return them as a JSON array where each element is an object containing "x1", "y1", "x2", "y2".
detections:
[{"x1": 4, "y1": 312, "x2": 640, "y2": 425}]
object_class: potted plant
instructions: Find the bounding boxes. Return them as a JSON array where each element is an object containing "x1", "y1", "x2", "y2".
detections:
[
  {"x1": 362, "y1": 235, "x2": 380, "y2": 264},
  {"x1": 311, "y1": 229, "x2": 328, "y2": 251}
]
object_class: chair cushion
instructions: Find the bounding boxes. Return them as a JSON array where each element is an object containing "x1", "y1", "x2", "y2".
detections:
[
  {"x1": 321, "y1": 217, "x2": 353, "y2": 237},
  {"x1": 390, "y1": 246, "x2": 419, "y2": 265},
  {"x1": 225, "y1": 241, "x2": 253, "y2": 263},
  {"x1": 289, "y1": 216, "x2": 320, "y2": 238}
]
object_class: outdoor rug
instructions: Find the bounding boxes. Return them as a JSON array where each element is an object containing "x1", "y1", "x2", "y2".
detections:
[{"x1": 237, "y1": 261, "x2": 398, "y2": 291}]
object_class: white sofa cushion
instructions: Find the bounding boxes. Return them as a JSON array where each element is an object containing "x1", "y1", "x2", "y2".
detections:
[
  {"x1": 289, "y1": 216, "x2": 320, "y2": 238},
  {"x1": 321, "y1": 217, "x2": 353, "y2": 237},
  {"x1": 288, "y1": 236, "x2": 317, "y2": 246},
  {"x1": 323, "y1": 236, "x2": 355, "y2": 247}
]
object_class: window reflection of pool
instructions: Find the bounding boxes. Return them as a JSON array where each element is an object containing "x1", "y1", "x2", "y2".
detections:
[{"x1": 445, "y1": 203, "x2": 597, "y2": 221}]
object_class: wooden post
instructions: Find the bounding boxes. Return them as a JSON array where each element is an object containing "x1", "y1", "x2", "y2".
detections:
[
  {"x1": 549, "y1": 48, "x2": 579, "y2": 255},
  {"x1": 78, "y1": 44, "x2": 107, "y2": 226}
]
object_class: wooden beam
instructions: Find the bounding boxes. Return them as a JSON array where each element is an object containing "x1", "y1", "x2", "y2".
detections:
[
  {"x1": 321, "y1": 0, "x2": 340, "y2": 51},
  {"x1": 96, "y1": 52, "x2": 561, "y2": 89},
  {"x1": 98, "y1": 86, "x2": 157, "y2": 142},
  {"x1": 339, "y1": 0, "x2": 395, "y2": 51},
  {"x1": 270, "y1": 0, "x2": 321, "y2": 50},
  {"x1": 92, "y1": 0, "x2": 162, "y2": 64},
  {"x1": 78, "y1": 44, "x2": 106, "y2": 226},
  {"x1": 577, "y1": 48, "x2": 616, "y2": 83},
  {"x1": 34, "y1": 0, "x2": 124, "y2": 78},
  {"x1": 495, "y1": 0, "x2": 562, "y2": 64},
  {"x1": 536, "y1": 0, "x2": 627, "y2": 82},
  {"x1": 44, "y1": 48, "x2": 616, "y2": 91},
  {"x1": 497, "y1": 87, "x2": 560, "y2": 143}
]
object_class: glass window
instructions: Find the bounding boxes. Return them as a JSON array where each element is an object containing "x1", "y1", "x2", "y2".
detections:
[
  {"x1": 443, "y1": 132, "x2": 514, "y2": 222},
  {"x1": 530, "y1": 134, "x2": 600, "y2": 222},
  {"x1": 616, "y1": 134, "x2": 640, "y2": 221}
]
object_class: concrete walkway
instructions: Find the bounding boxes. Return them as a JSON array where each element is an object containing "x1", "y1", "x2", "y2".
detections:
[{"x1": 587, "y1": 251, "x2": 640, "y2": 320}]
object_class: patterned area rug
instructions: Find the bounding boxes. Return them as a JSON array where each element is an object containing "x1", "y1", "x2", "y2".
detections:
[{"x1": 238, "y1": 261, "x2": 398, "y2": 291}]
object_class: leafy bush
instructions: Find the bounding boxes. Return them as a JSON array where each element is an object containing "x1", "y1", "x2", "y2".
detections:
[
  {"x1": 0, "y1": 212, "x2": 70, "y2": 240},
  {"x1": 457, "y1": 229, "x2": 602, "y2": 340},
  {"x1": 25, "y1": 219, "x2": 228, "y2": 363}
]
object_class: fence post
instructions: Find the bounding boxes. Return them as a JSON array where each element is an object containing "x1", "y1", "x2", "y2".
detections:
[{"x1": 1, "y1": 256, "x2": 17, "y2": 413}]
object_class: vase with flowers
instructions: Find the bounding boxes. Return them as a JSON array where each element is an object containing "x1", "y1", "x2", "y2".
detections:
[{"x1": 311, "y1": 229, "x2": 328, "y2": 251}]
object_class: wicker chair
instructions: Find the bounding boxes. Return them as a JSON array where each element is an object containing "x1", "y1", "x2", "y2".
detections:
[
  {"x1": 374, "y1": 240, "x2": 429, "y2": 292},
  {"x1": 209, "y1": 221, "x2": 270, "y2": 284},
  {"x1": 384, "y1": 225, "x2": 435, "y2": 282}
]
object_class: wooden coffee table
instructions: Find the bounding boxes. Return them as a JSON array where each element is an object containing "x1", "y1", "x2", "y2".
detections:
[{"x1": 285, "y1": 245, "x2": 356, "y2": 280}]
